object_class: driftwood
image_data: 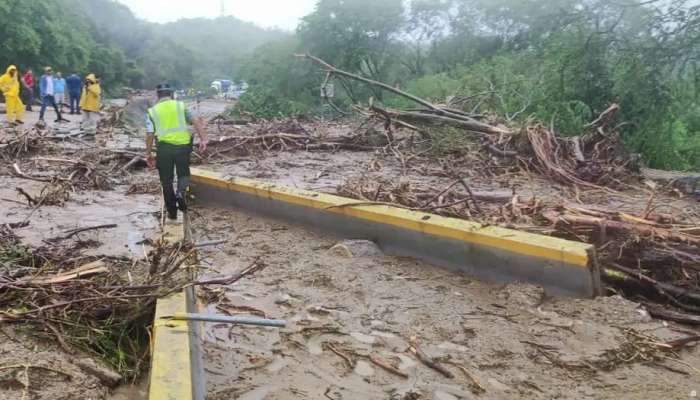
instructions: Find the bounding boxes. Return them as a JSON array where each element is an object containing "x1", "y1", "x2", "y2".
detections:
[
  {"x1": 368, "y1": 355, "x2": 408, "y2": 378},
  {"x1": 191, "y1": 258, "x2": 265, "y2": 287},
  {"x1": 647, "y1": 306, "x2": 700, "y2": 325},
  {"x1": 408, "y1": 337, "x2": 454, "y2": 378},
  {"x1": 27, "y1": 261, "x2": 108, "y2": 285},
  {"x1": 543, "y1": 211, "x2": 700, "y2": 245},
  {"x1": 609, "y1": 263, "x2": 700, "y2": 304},
  {"x1": 372, "y1": 105, "x2": 508, "y2": 136},
  {"x1": 53, "y1": 224, "x2": 118, "y2": 241}
]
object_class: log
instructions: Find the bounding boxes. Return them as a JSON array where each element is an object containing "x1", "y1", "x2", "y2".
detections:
[
  {"x1": 543, "y1": 211, "x2": 700, "y2": 245},
  {"x1": 647, "y1": 306, "x2": 700, "y2": 325},
  {"x1": 296, "y1": 53, "x2": 511, "y2": 136},
  {"x1": 484, "y1": 143, "x2": 518, "y2": 157},
  {"x1": 73, "y1": 358, "x2": 123, "y2": 387},
  {"x1": 377, "y1": 107, "x2": 509, "y2": 136},
  {"x1": 608, "y1": 263, "x2": 700, "y2": 304}
]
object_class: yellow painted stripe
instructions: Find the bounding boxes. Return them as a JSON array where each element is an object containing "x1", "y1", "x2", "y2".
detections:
[
  {"x1": 191, "y1": 168, "x2": 592, "y2": 268},
  {"x1": 149, "y1": 219, "x2": 196, "y2": 400},
  {"x1": 149, "y1": 291, "x2": 193, "y2": 400}
]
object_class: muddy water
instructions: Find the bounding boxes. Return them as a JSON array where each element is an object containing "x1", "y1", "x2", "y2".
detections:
[
  {"x1": 191, "y1": 205, "x2": 700, "y2": 400},
  {"x1": 1, "y1": 177, "x2": 159, "y2": 258}
]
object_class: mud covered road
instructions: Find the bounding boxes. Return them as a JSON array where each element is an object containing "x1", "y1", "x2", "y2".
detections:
[{"x1": 191, "y1": 205, "x2": 700, "y2": 400}]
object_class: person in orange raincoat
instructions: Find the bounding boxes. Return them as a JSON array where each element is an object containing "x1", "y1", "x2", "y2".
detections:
[{"x1": 0, "y1": 65, "x2": 25, "y2": 125}]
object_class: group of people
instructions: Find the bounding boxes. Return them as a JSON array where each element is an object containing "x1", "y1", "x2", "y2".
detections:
[
  {"x1": 0, "y1": 65, "x2": 101, "y2": 127},
  {"x1": 4, "y1": 62, "x2": 207, "y2": 222}
]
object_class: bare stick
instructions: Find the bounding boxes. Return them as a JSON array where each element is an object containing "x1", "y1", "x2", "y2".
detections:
[
  {"x1": 458, "y1": 178, "x2": 483, "y2": 214},
  {"x1": 368, "y1": 355, "x2": 408, "y2": 378},
  {"x1": 0, "y1": 364, "x2": 73, "y2": 379},
  {"x1": 58, "y1": 224, "x2": 118, "y2": 240},
  {"x1": 445, "y1": 361, "x2": 486, "y2": 393},
  {"x1": 408, "y1": 338, "x2": 454, "y2": 379},
  {"x1": 12, "y1": 163, "x2": 51, "y2": 182},
  {"x1": 190, "y1": 258, "x2": 264, "y2": 287},
  {"x1": 325, "y1": 342, "x2": 355, "y2": 370}
]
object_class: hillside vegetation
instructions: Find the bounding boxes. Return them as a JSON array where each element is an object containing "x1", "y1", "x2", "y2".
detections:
[
  {"x1": 235, "y1": 0, "x2": 700, "y2": 170},
  {"x1": 0, "y1": 0, "x2": 286, "y2": 90}
]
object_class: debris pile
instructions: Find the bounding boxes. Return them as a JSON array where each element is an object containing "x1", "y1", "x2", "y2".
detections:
[
  {"x1": 0, "y1": 226, "x2": 180, "y2": 377},
  {"x1": 203, "y1": 119, "x2": 391, "y2": 162},
  {"x1": 339, "y1": 175, "x2": 700, "y2": 320},
  {"x1": 0, "y1": 127, "x2": 48, "y2": 163},
  {"x1": 292, "y1": 54, "x2": 700, "y2": 322},
  {"x1": 0, "y1": 223, "x2": 265, "y2": 378}
]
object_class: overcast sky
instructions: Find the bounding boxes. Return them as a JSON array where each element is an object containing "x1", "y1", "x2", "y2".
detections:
[{"x1": 116, "y1": 0, "x2": 317, "y2": 30}]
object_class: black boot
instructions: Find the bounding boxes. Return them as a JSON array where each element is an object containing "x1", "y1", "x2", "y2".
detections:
[
  {"x1": 167, "y1": 208, "x2": 177, "y2": 221},
  {"x1": 176, "y1": 195, "x2": 187, "y2": 212}
]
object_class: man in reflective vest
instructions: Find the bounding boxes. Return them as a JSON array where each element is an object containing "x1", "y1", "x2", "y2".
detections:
[{"x1": 145, "y1": 83, "x2": 208, "y2": 220}]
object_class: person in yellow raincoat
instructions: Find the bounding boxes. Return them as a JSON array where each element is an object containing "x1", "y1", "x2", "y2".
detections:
[
  {"x1": 79, "y1": 73, "x2": 101, "y2": 131},
  {"x1": 0, "y1": 65, "x2": 25, "y2": 125}
]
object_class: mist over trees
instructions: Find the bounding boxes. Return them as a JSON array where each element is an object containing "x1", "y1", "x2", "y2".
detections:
[
  {"x1": 0, "y1": 0, "x2": 286, "y2": 90},
  {"x1": 236, "y1": 0, "x2": 700, "y2": 170}
]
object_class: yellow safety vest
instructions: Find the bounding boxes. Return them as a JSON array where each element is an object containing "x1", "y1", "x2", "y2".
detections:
[{"x1": 148, "y1": 99, "x2": 191, "y2": 145}]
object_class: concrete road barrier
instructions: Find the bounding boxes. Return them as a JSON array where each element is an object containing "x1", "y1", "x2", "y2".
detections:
[
  {"x1": 191, "y1": 168, "x2": 602, "y2": 298},
  {"x1": 148, "y1": 222, "x2": 205, "y2": 400}
]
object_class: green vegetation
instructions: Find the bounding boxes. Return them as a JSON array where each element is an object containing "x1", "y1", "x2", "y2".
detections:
[
  {"x1": 234, "y1": 38, "x2": 316, "y2": 118},
  {"x1": 0, "y1": 0, "x2": 286, "y2": 92},
  {"x1": 235, "y1": 0, "x2": 700, "y2": 170}
]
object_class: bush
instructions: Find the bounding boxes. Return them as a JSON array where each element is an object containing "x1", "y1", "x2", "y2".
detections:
[{"x1": 233, "y1": 85, "x2": 310, "y2": 118}]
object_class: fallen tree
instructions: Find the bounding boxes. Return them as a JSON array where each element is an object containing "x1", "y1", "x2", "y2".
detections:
[{"x1": 298, "y1": 54, "x2": 642, "y2": 192}]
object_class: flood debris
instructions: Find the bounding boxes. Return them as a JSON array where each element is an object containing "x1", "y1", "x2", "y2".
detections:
[
  {"x1": 2, "y1": 91, "x2": 699, "y2": 399},
  {"x1": 0, "y1": 216, "x2": 263, "y2": 385},
  {"x1": 199, "y1": 83, "x2": 700, "y2": 323}
]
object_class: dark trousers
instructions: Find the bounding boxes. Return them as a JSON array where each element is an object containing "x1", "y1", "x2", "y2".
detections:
[
  {"x1": 69, "y1": 92, "x2": 80, "y2": 114},
  {"x1": 24, "y1": 89, "x2": 34, "y2": 111},
  {"x1": 39, "y1": 95, "x2": 62, "y2": 121},
  {"x1": 156, "y1": 142, "x2": 192, "y2": 213}
]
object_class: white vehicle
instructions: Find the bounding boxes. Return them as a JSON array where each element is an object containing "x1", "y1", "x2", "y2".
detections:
[{"x1": 210, "y1": 79, "x2": 235, "y2": 100}]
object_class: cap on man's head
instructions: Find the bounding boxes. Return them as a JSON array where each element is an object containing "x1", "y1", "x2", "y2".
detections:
[
  {"x1": 156, "y1": 83, "x2": 173, "y2": 95},
  {"x1": 44, "y1": 66, "x2": 52, "y2": 72}
]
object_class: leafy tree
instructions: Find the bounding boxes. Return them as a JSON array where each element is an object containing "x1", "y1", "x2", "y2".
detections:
[{"x1": 298, "y1": 0, "x2": 405, "y2": 81}]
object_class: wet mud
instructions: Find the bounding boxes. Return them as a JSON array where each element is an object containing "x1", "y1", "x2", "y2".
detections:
[{"x1": 191, "y1": 205, "x2": 700, "y2": 400}]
